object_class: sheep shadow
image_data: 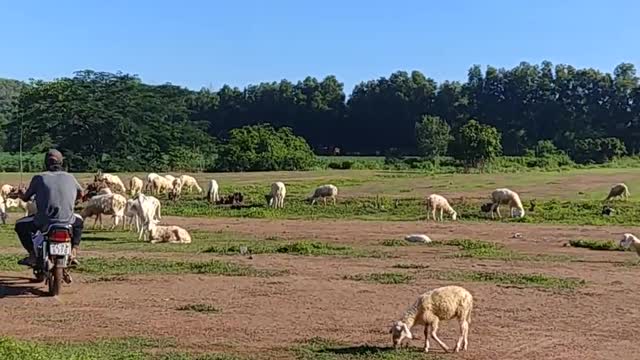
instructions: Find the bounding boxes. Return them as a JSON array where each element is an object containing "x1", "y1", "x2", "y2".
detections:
[
  {"x1": 0, "y1": 276, "x2": 48, "y2": 298},
  {"x1": 312, "y1": 345, "x2": 430, "y2": 356}
]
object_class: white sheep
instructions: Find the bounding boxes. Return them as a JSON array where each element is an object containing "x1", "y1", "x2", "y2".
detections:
[
  {"x1": 135, "y1": 193, "x2": 162, "y2": 241},
  {"x1": 620, "y1": 233, "x2": 640, "y2": 256},
  {"x1": 425, "y1": 194, "x2": 457, "y2": 221},
  {"x1": 489, "y1": 188, "x2": 525, "y2": 219},
  {"x1": 390, "y1": 285, "x2": 473, "y2": 353},
  {"x1": 98, "y1": 187, "x2": 112, "y2": 195},
  {"x1": 129, "y1": 176, "x2": 144, "y2": 196},
  {"x1": 169, "y1": 178, "x2": 183, "y2": 201},
  {"x1": 95, "y1": 172, "x2": 126, "y2": 193},
  {"x1": 5, "y1": 198, "x2": 37, "y2": 217},
  {"x1": 144, "y1": 173, "x2": 160, "y2": 192},
  {"x1": 123, "y1": 198, "x2": 141, "y2": 232},
  {"x1": 145, "y1": 219, "x2": 191, "y2": 244},
  {"x1": 206, "y1": 179, "x2": 220, "y2": 203},
  {"x1": 605, "y1": 183, "x2": 630, "y2": 201},
  {"x1": 404, "y1": 234, "x2": 432, "y2": 243},
  {"x1": 1, "y1": 184, "x2": 15, "y2": 197},
  {"x1": 80, "y1": 193, "x2": 127, "y2": 229},
  {"x1": 308, "y1": 184, "x2": 338, "y2": 205},
  {"x1": 179, "y1": 175, "x2": 203, "y2": 193},
  {"x1": 164, "y1": 174, "x2": 176, "y2": 183},
  {"x1": 266, "y1": 182, "x2": 286, "y2": 208},
  {"x1": 150, "y1": 176, "x2": 173, "y2": 195}
]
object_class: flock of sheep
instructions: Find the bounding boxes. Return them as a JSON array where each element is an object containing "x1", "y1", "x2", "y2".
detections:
[{"x1": 0, "y1": 172, "x2": 636, "y2": 353}]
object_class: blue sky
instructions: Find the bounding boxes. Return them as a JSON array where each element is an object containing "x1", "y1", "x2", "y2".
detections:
[{"x1": 1, "y1": 0, "x2": 638, "y2": 93}]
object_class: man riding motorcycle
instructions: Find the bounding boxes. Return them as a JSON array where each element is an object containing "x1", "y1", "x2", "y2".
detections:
[{"x1": 15, "y1": 149, "x2": 84, "y2": 267}]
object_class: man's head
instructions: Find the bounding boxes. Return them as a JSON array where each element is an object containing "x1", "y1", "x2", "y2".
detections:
[{"x1": 44, "y1": 149, "x2": 64, "y2": 171}]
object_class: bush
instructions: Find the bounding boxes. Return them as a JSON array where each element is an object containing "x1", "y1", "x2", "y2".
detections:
[
  {"x1": 570, "y1": 137, "x2": 627, "y2": 164},
  {"x1": 452, "y1": 119, "x2": 502, "y2": 169}
]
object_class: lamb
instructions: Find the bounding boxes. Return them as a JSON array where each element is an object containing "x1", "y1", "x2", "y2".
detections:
[
  {"x1": 94, "y1": 171, "x2": 126, "y2": 193},
  {"x1": 168, "y1": 178, "x2": 183, "y2": 201},
  {"x1": 144, "y1": 219, "x2": 191, "y2": 244},
  {"x1": 265, "y1": 181, "x2": 286, "y2": 208},
  {"x1": 488, "y1": 188, "x2": 525, "y2": 219},
  {"x1": 605, "y1": 183, "x2": 630, "y2": 201},
  {"x1": 620, "y1": 233, "x2": 640, "y2": 256},
  {"x1": 390, "y1": 285, "x2": 473, "y2": 353},
  {"x1": 150, "y1": 176, "x2": 173, "y2": 195},
  {"x1": 80, "y1": 193, "x2": 127, "y2": 229},
  {"x1": 1, "y1": 184, "x2": 16, "y2": 197},
  {"x1": 135, "y1": 193, "x2": 162, "y2": 240},
  {"x1": 129, "y1": 176, "x2": 144, "y2": 196},
  {"x1": 425, "y1": 194, "x2": 457, "y2": 221},
  {"x1": 404, "y1": 234, "x2": 432, "y2": 243},
  {"x1": 144, "y1": 173, "x2": 160, "y2": 192},
  {"x1": 5, "y1": 198, "x2": 37, "y2": 217},
  {"x1": 307, "y1": 184, "x2": 338, "y2": 205},
  {"x1": 179, "y1": 175, "x2": 203, "y2": 193},
  {"x1": 206, "y1": 179, "x2": 220, "y2": 203}
]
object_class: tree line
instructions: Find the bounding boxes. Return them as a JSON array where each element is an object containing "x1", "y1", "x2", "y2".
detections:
[{"x1": 0, "y1": 61, "x2": 637, "y2": 171}]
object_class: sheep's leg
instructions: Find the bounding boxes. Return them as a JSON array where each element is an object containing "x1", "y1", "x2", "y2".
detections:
[
  {"x1": 332, "y1": 196, "x2": 336, "y2": 206},
  {"x1": 490, "y1": 204, "x2": 497, "y2": 219},
  {"x1": 429, "y1": 320, "x2": 450, "y2": 353},
  {"x1": 423, "y1": 323, "x2": 430, "y2": 352},
  {"x1": 431, "y1": 208, "x2": 436, "y2": 221},
  {"x1": 439, "y1": 208, "x2": 444, "y2": 221},
  {"x1": 460, "y1": 319, "x2": 470, "y2": 351},
  {"x1": 495, "y1": 205, "x2": 502, "y2": 219},
  {"x1": 454, "y1": 318, "x2": 469, "y2": 352}
]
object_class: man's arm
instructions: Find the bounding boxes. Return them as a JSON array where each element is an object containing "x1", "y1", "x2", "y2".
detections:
[{"x1": 21, "y1": 176, "x2": 40, "y2": 202}]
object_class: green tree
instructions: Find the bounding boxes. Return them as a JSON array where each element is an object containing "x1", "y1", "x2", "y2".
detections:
[
  {"x1": 453, "y1": 119, "x2": 502, "y2": 168},
  {"x1": 415, "y1": 115, "x2": 452, "y2": 157},
  {"x1": 215, "y1": 124, "x2": 315, "y2": 171}
]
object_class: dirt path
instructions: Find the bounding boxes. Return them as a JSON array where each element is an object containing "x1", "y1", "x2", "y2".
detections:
[{"x1": 1, "y1": 216, "x2": 639, "y2": 359}]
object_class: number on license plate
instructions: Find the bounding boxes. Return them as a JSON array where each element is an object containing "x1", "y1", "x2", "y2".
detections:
[{"x1": 49, "y1": 243, "x2": 71, "y2": 255}]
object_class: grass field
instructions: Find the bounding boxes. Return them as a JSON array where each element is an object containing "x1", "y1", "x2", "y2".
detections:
[{"x1": 1, "y1": 168, "x2": 639, "y2": 359}]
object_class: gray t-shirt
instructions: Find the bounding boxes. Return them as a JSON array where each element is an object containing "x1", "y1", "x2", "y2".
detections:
[{"x1": 23, "y1": 171, "x2": 82, "y2": 227}]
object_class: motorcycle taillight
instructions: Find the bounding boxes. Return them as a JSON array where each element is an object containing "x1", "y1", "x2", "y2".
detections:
[{"x1": 49, "y1": 230, "x2": 71, "y2": 242}]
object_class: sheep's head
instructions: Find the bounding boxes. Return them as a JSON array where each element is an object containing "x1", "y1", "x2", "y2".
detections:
[
  {"x1": 480, "y1": 202, "x2": 493, "y2": 213},
  {"x1": 264, "y1": 194, "x2": 273, "y2": 205},
  {"x1": 512, "y1": 208, "x2": 525, "y2": 218},
  {"x1": 389, "y1": 321, "x2": 412, "y2": 348},
  {"x1": 620, "y1": 233, "x2": 638, "y2": 249},
  {"x1": 451, "y1": 211, "x2": 458, "y2": 221}
]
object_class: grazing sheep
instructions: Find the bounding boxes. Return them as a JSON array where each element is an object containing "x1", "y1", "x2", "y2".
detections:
[
  {"x1": 94, "y1": 171, "x2": 126, "y2": 193},
  {"x1": 179, "y1": 175, "x2": 202, "y2": 194},
  {"x1": 390, "y1": 285, "x2": 473, "y2": 353},
  {"x1": 80, "y1": 193, "x2": 127, "y2": 229},
  {"x1": 307, "y1": 184, "x2": 338, "y2": 205},
  {"x1": 98, "y1": 187, "x2": 112, "y2": 195},
  {"x1": 144, "y1": 173, "x2": 160, "y2": 192},
  {"x1": 425, "y1": 194, "x2": 457, "y2": 221},
  {"x1": 217, "y1": 192, "x2": 244, "y2": 205},
  {"x1": 82, "y1": 180, "x2": 110, "y2": 201},
  {"x1": 605, "y1": 183, "x2": 630, "y2": 201},
  {"x1": 404, "y1": 234, "x2": 432, "y2": 243},
  {"x1": 145, "y1": 219, "x2": 191, "y2": 244},
  {"x1": 135, "y1": 193, "x2": 162, "y2": 240},
  {"x1": 150, "y1": 176, "x2": 173, "y2": 195},
  {"x1": 164, "y1": 174, "x2": 176, "y2": 183},
  {"x1": 620, "y1": 233, "x2": 640, "y2": 256},
  {"x1": 129, "y1": 176, "x2": 144, "y2": 196},
  {"x1": 489, "y1": 188, "x2": 525, "y2": 219},
  {"x1": 1, "y1": 184, "x2": 15, "y2": 197},
  {"x1": 206, "y1": 179, "x2": 220, "y2": 203},
  {"x1": 266, "y1": 182, "x2": 286, "y2": 208},
  {"x1": 5, "y1": 198, "x2": 36, "y2": 217},
  {"x1": 169, "y1": 178, "x2": 183, "y2": 201}
]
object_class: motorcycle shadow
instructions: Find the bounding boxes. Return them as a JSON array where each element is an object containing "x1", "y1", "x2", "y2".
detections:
[{"x1": 0, "y1": 276, "x2": 48, "y2": 298}]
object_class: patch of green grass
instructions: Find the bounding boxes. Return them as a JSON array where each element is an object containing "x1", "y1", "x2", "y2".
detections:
[
  {"x1": 202, "y1": 240, "x2": 378, "y2": 258},
  {"x1": 344, "y1": 272, "x2": 413, "y2": 284},
  {"x1": 423, "y1": 270, "x2": 585, "y2": 289},
  {"x1": 295, "y1": 337, "x2": 442, "y2": 360},
  {"x1": 176, "y1": 304, "x2": 221, "y2": 314},
  {"x1": 569, "y1": 239, "x2": 626, "y2": 251},
  {"x1": 439, "y1": 239, "x2": 573, "y2": 262},
  {"x1": 380, "y1": 239, "x2": 407, "y2": 247},
  {"x1": 392, "y1": 263, "x2": 429, "y2": 269}
]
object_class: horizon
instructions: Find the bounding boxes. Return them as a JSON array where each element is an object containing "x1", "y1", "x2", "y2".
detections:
[{"x1": 2, "y1": 0, "x2": 638, "y2": 93}]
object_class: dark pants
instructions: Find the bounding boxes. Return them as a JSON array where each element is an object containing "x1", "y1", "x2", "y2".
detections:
[{"x1": 15, "y1": 215, "x2": 84, "y2": 254}]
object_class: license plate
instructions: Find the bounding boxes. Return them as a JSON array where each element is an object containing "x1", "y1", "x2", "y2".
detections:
[{"x1": 49, "y1": 242, "x2": 71, "y2": 255}]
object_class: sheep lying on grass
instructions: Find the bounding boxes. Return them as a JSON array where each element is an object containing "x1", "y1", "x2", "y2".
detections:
[
  {"x1": 390, "y1": 285, "x2": 473, "y2": 353},
  {"x1": 145, "y1": 219, "x2": 192, "y2": 244},
  {"x1": 425, "y1": 194, "x2": 457, "y2": 221},
  {"x1": 487, "y1": 188, "x2": 525, "y2": 219},
  {"x1": 620, "y1": 233, "x2": 640, "y2": 256},
  {"x1": 605, "y1": 183, "x2": 630, "y2": 201},
  {"x1": 404, "y1": 234, "x2": 432, "y2": 243}
]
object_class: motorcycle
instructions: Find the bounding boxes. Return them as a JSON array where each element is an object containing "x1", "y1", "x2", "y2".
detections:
[{"x1": 31, "y1": 223, "x2": 74, "y2": 296}]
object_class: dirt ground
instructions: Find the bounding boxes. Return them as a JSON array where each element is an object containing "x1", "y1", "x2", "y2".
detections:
[{"x1": 1, "y1": 216, "x2": 640, "y2": 359}]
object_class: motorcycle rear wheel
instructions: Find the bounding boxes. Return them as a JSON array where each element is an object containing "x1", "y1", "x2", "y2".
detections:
[{"x1": 48, "y1": 267, "x2": 63, "y2": 296}]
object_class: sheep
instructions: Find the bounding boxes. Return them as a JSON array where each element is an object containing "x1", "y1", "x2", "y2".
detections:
[
  {"x1": 129, "y1": 176, "x2": 144, "y2": 196},
  {"x1": 123, "y1": 198, "x2": 141, "y2": 232},
  {"x1": 144, "y1": 173, "x2": 160, "y2": 192},
  {"x1": 425, "y1": 194, "x2": 457, "y2": 221},
  {"x1": 168, "y1": 178, "x2": 183, "y2": 201},
  {"x1": 135, "y1": 193, "x2": 162, "y2": 241},
  {"x1": 144, "y1": 219, "x2": 191, "y2": 244},
  {"x1": 80, "y1": 193, "x2": 127, "y2": 229},
  {"x1": 164, "y1": 174, "x2": 176, "y2": 183},
  {"x1": 404, "y1": 234, "x2": 432, "y2": 243},
  {"x1": 206, "y1": 179, "x2": 220, "y2": 203},
  {"x1": 1, "y1": 184, "x2": 16, "y2": 197},
  {"x1": 390, "y1": 285, "x2": 473, "y2": 353},
  {"x1": 94, "y1": 171, "x2": 126, "y2": 193},
  {"x1": 217, "y1": 192, "x2": 244, "y2": 205},
  {"x1": 150, "y1": 176, "x2": 173, "y2": 195},
  {"x1": 602, "y1": 205, "x2": 615, "y2": 216},
  {"x1": 620, "y1": 233, "x2": 640, "y2": 256},
  {"x1": 179, "y1": 175, "x2": 203, "y2": 194},
  {"x1": 266, "y1": 182, "x2": 286, "y2": 208},
  {"x1": 5, "y1": 198, "x2": 36, "y2": 217},
  {"x1": 307, "y1": 184, "x2": 338, "y2": 205},
  {"x1": 605, "y1": 183, "x2": 630, "y2": 201},
  {"x1": 489, "y1": 188, "x2": 525, "y2": 219},
  {"x1": 98, "y1": 187, "x2": 112, "y2": 195}
]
